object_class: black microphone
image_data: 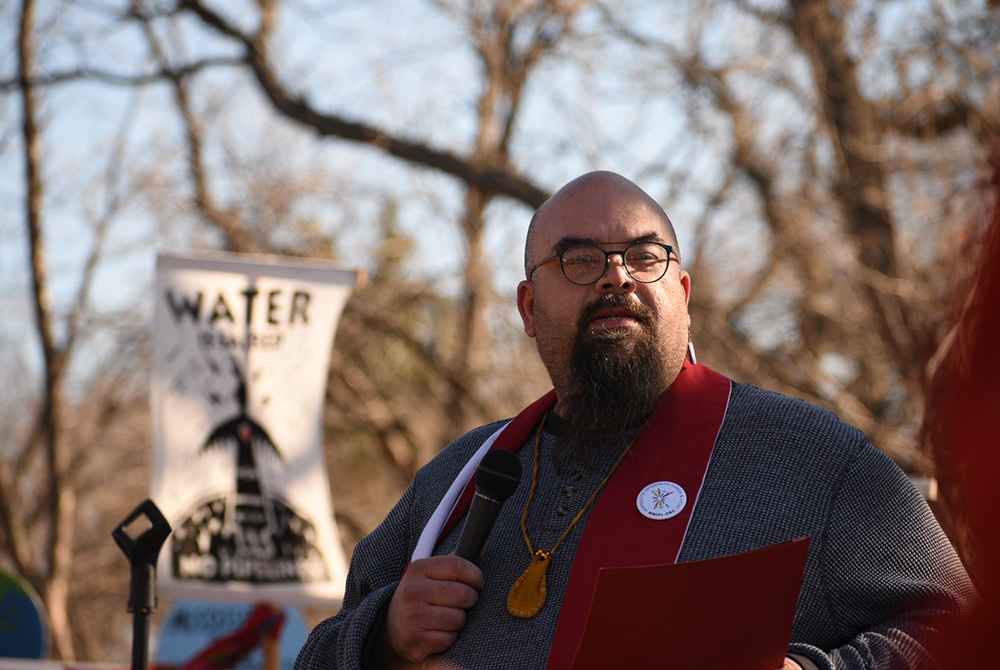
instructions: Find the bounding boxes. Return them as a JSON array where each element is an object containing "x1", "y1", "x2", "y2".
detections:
[{"x1": 454, "y1": 449, "x2": 523, "y2": 563}]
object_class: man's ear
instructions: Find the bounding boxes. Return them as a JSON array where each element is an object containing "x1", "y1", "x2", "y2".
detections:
[
  {"x1": 680, "y1": 269, "x2": 691, "y2": 306},
  {"x1": 517, "y1": 280, "x2": 536, "y2": 338}
]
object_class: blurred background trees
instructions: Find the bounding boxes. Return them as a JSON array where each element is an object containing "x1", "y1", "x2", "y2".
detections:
[{"x1": 1, "y1": 0, "x2": 997, "y2": 661}]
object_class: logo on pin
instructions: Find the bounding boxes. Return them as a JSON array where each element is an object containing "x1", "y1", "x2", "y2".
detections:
[{"x1": 637, "y1": 481, "x2": 686, "y2": 520}]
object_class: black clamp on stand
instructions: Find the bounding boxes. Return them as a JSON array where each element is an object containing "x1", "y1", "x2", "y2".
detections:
[{"x1": 113, "y1": 499, "x2": 172, "y2": 670}]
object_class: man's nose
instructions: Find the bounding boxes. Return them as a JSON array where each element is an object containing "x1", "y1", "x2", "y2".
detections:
[{"x1": 599, "y1": 252, "x2": 634, "y2": 289}]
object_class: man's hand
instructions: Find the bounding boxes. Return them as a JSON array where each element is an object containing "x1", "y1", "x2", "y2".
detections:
[
  {"x1": 382, "y1": 555, "x2": 484, "y2": 664},
  {"x1": 779, "y1": 658, "x2": 804, "y2": 670}
]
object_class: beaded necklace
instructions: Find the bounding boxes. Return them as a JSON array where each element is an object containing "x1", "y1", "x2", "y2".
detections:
[{"x1": 507, "y1": 412, "x2": 638, "y2": 618}]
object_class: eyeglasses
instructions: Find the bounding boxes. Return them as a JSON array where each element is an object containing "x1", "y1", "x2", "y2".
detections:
[{"x1": 528, "y1": 242, "x2": 676, "y2": 286}]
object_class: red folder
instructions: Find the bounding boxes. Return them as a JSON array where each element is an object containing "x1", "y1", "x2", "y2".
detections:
[{"x1": 568, "y1": 537, "x2": 811, "y2": 670}]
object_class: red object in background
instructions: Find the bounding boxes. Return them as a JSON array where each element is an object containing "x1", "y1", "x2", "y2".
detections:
[
  {"x1": 178, "y1": 602, "x2": 286, "y2": 670},
  {"x1": 926, "y1": 170, "x2": 1000, "y2": 667}
]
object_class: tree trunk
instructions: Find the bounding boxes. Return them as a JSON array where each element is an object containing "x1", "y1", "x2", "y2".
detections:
[{"x1": 19, "y1": 0, "x2": 76, "y2": 659}]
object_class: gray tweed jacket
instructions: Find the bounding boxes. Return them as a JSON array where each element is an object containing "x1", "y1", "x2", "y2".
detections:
[{"x1": 296, "y1": 382, "x2": 975, "y2": 670}]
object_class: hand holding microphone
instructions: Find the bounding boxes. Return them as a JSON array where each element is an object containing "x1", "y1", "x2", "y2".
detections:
[{"x1": 380, "y1": 449, "x2": 522, "y2": 664}]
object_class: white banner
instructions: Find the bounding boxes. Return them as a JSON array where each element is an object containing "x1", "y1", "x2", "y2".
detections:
[{"x1": 151, "y1": 251, "x2": 358, "y2": 607}]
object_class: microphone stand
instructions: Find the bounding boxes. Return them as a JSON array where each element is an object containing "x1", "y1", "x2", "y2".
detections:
[{"x1": 113, "y1": 499, "x2": 172, "y2": 670}]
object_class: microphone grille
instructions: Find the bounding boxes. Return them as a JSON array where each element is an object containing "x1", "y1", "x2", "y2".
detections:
[{"x1": 475, "y1": 449, "x2": 523, "y2": 501}]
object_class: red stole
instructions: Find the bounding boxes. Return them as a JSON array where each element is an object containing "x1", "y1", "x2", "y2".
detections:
[{"x1": 435, "y1": 363, "x2": 732, "y2": 668}]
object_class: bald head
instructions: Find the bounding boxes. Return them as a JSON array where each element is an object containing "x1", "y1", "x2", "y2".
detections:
[{"x1": 524, "y1": 171, "x2": 680, "y2": 277}]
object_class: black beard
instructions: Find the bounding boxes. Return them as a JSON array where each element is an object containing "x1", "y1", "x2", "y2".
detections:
[{"x1": 554, "y1": 293, "x2": 667, "y2": 466}]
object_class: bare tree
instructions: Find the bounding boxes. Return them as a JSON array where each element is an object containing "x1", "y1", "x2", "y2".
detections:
[
  {"x1": 598, "y1": 0, "x2": 999, "y2": 474},
  {"x1": 2, "y1": 0, "x2": 80, "y2": 657}
]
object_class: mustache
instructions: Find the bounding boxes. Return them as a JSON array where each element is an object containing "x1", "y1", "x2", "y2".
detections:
[{"x1": 577, "y1": 292, "x2": 654, "y2": 330}]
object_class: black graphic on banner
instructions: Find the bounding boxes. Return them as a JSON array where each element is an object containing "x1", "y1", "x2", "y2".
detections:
[{"x1": 171, "y1": 366, "x2": 327, "y2": 584}]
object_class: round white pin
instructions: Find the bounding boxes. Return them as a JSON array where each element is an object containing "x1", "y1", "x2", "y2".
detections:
[{"x1": 636, "y1": 481, "x2": 687, "y2": 520}]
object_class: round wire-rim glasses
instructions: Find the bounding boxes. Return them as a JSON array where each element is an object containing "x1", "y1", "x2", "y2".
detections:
[{"x1": 528, "y1": 242, "x2": 676, "y2": 286}]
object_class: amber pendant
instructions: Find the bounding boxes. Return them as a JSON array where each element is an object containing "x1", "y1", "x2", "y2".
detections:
[{"x1": 507, "y1": 549, "x2": 552, "y2": 618}]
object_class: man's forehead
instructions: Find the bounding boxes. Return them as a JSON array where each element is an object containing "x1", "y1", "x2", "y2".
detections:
[{"x1": 532, "y1": 205, "x2": 674, "y2": 244}]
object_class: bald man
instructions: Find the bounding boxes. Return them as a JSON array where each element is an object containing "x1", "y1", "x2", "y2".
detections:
[{"x1": 297, "y1": 172, "x2": 974, "y2": 670}]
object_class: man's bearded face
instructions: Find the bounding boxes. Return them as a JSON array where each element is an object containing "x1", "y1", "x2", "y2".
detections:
[
  {"x1": 515, "y1": 173, "x2": 693, "y2": 462},
  {"x1": 554, "y1": 291, "x2": 669, "y2": 464}
]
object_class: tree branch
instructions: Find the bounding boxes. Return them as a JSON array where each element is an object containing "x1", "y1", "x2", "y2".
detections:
[
  {"x1": 175, "y1": 0, "x2": 550, "y2": 208},
  {"x1": 0, "y1": 58, "x2": 244, "y2": 91}
]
